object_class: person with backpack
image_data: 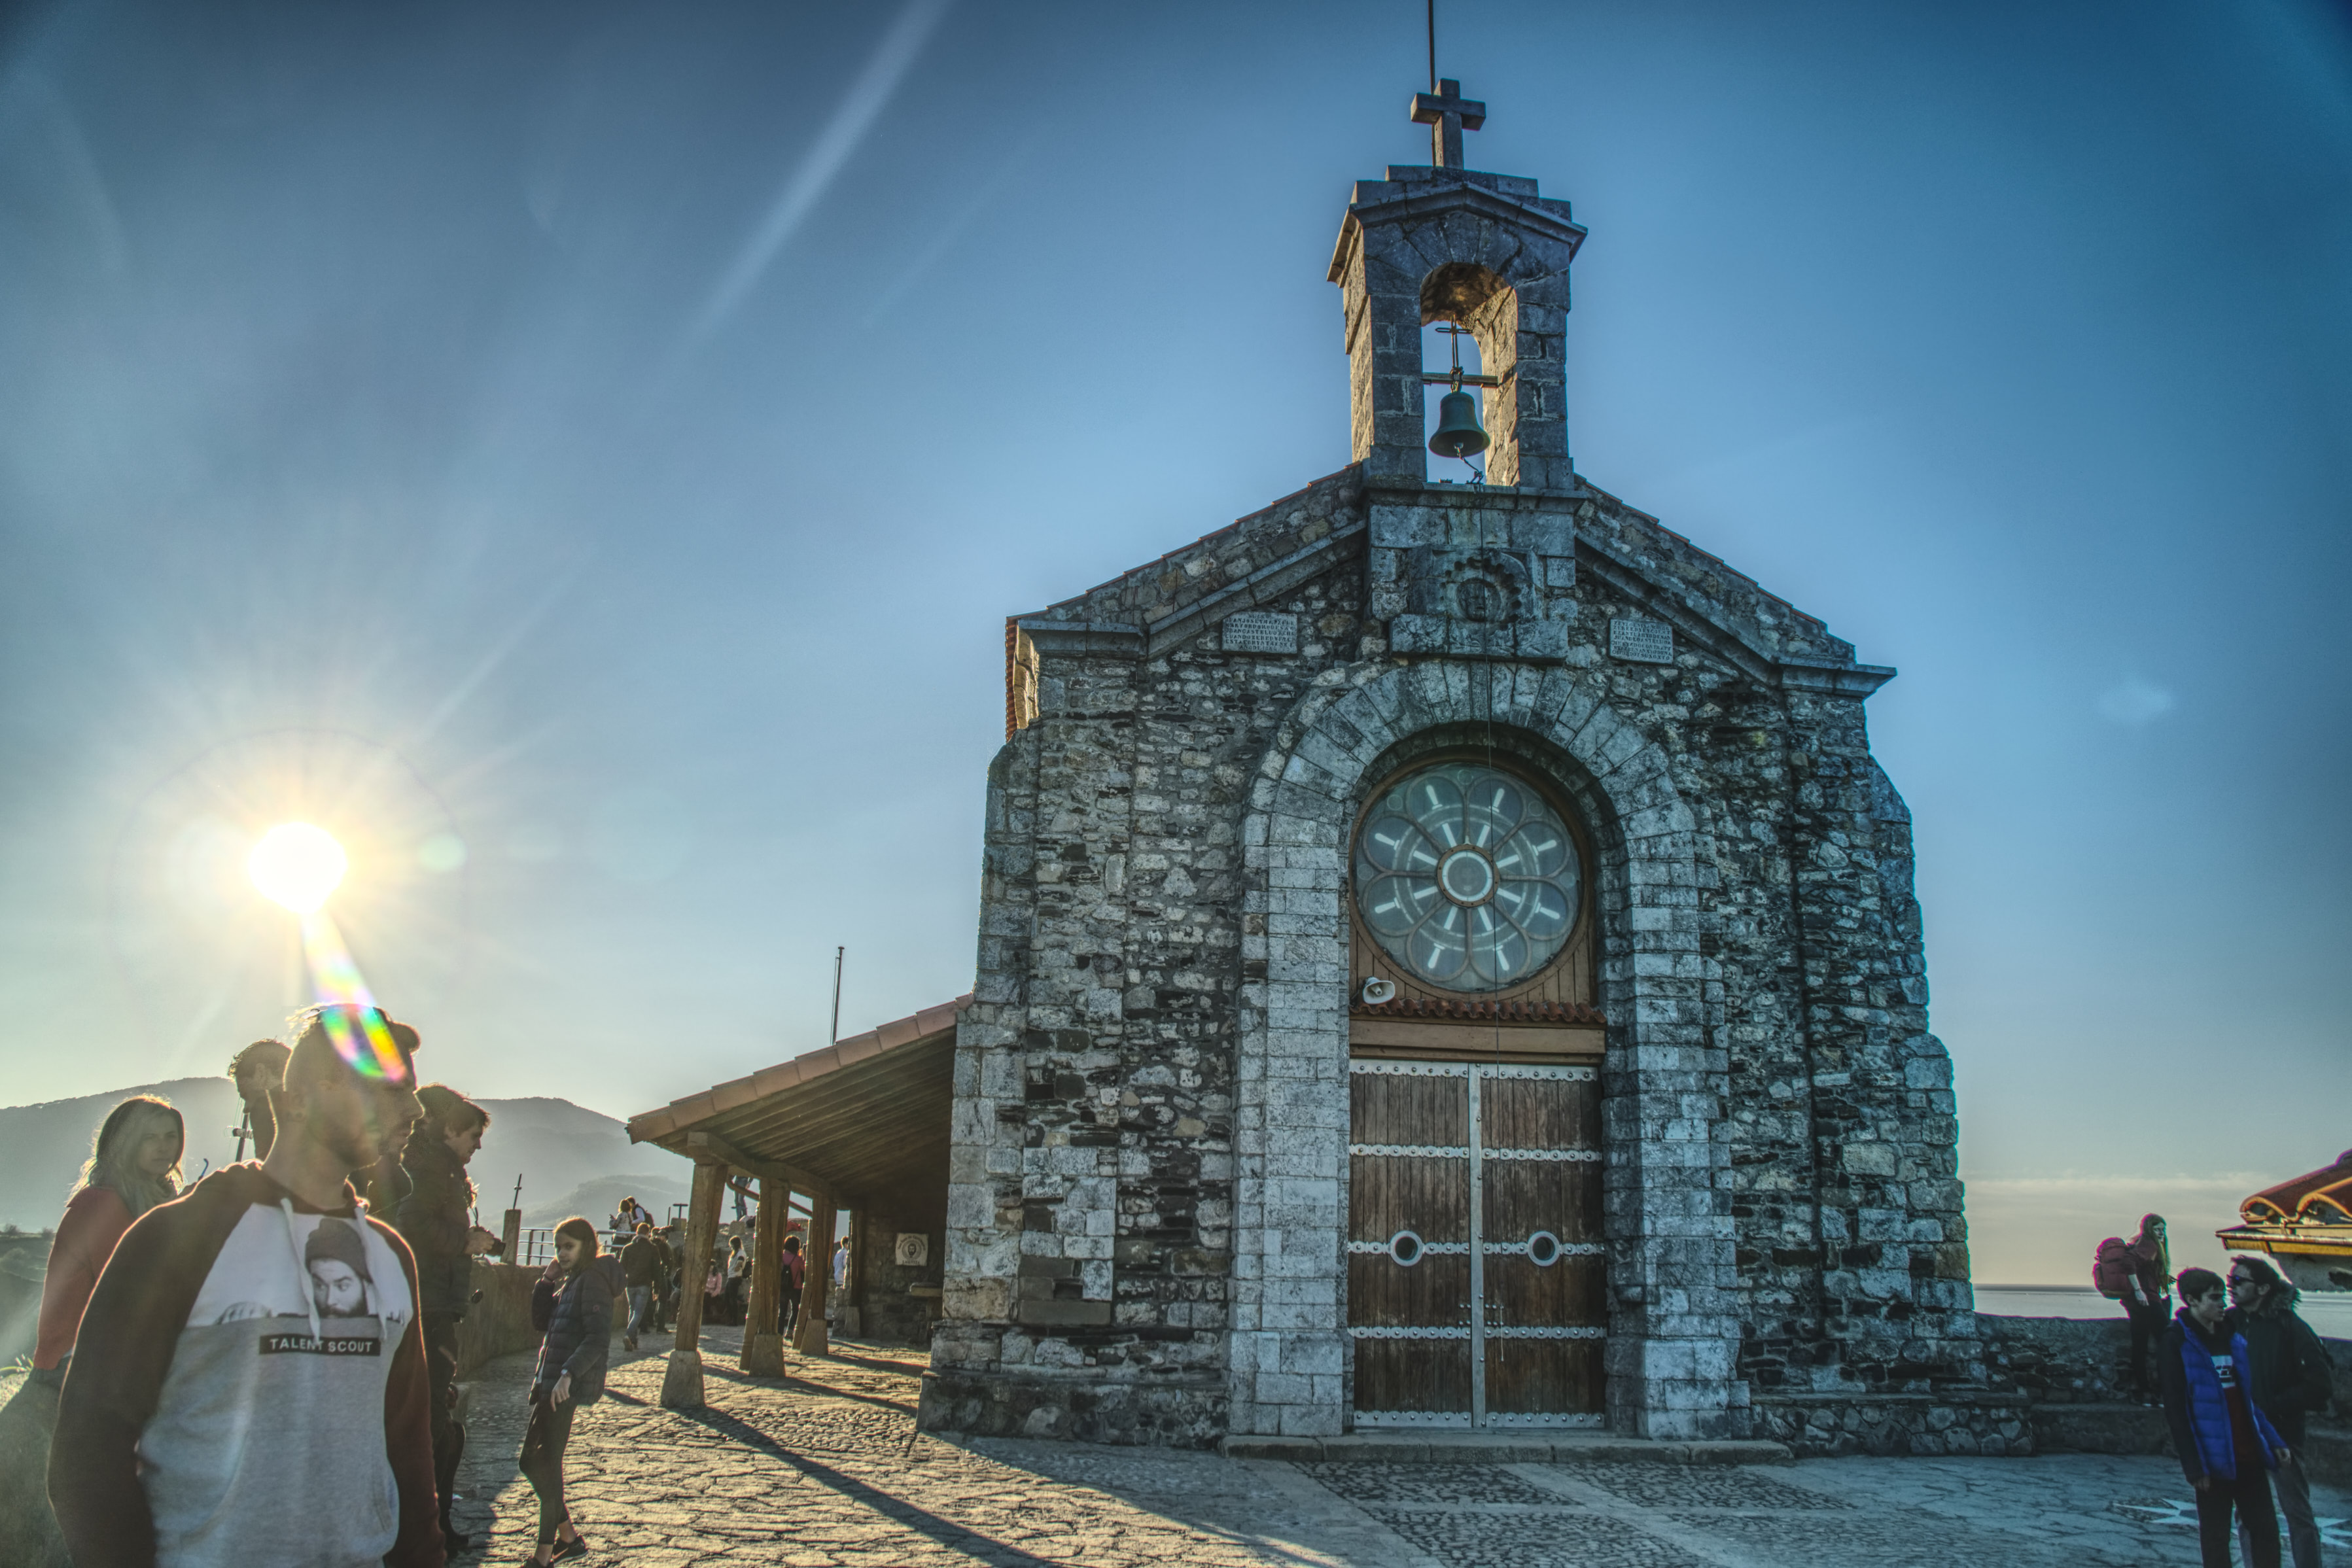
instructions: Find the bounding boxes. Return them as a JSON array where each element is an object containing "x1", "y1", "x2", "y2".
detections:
[
  {"x1": 521, "y1": 1217, "x2": 620, "y2": 1565},
  {"x1": 2096, "y1": 1214, "x2": 2171, "y2": 1394},
  {"x1": 2230, "y1": 1257, "x2": 2336, "y2": 1568},
  {"x1": 2162, "y1": 1265, "x2": 2294, "y2": 1568}
]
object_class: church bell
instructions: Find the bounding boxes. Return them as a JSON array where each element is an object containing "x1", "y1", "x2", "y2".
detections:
[{"x1": 1428, "y1": 387, "x2": 1490, "y2": 460}]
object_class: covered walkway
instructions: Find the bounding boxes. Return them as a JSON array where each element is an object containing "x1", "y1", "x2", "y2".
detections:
[{"x1": 627, "y1": 996, "x2": 967, "y2": 1397}]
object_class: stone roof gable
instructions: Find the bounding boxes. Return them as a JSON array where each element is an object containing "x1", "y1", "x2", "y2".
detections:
[
  {"x1": 1570, "y1": 480, "x2": 1884, "y2": 689},
  {"x1": 1000, "y1": 462, "x2": 1891, "y2": 730},
  {"x1": 1014, "y1": 463, "x2": 1365, "y2": 634}
]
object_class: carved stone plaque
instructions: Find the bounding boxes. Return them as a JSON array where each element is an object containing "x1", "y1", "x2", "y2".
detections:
[
  {"x1": 894, "y1": 1232, "x2": 930, "y2": 1267},
  {"x1": 1608, "y1": 617, "x2": 1674, "y2": 665},
  {"x1": 1221, "y1": 611, "x2": 1299, "y2": 653}
]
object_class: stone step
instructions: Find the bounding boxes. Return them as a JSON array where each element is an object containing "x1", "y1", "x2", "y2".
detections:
[
  {"x1": 1220, "y1": 1430, "x2": 1793, "y2": 1465},
  {"x1": 2028, "y1": 1401, "x2": 2170, "y2": 1457}
]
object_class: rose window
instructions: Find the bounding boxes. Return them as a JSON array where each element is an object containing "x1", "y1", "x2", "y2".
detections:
[{"x1": 1354, "y1": 761, "x2": 1581, "y2": 992}]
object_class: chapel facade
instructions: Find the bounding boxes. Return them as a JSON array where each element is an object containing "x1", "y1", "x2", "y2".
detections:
[{"x1": 921, "y1": 83, "x2": 1992, "y2": 1452}]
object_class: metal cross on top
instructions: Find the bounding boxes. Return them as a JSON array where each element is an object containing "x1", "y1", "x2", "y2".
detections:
[{"x1": 1411, "y1": 78, "x2": 1486, "y2": 169}]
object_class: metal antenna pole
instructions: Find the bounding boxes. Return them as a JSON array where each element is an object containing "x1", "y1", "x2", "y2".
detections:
[
  {"x1": 830, "y1": 945, "x2": 845, "y2": 1042},
  {"x1": 1428, "y1": 0, "x2": 1437, "y2": 92}
]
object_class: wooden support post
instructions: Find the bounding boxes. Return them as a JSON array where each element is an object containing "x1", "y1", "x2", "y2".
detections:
[
  {"x1": 660, "y1": 1160, "x2": 724, "y2": 1408},
  {"x1": 500, "y1": 1208, "x2": 522, "y2": 1263},
  {"x1": 742, "y1": 1176, "x2": 786, "y2": 1376},
  {"x1": 792, "y1": 1193, "x2": 837, "y2": 1357}
]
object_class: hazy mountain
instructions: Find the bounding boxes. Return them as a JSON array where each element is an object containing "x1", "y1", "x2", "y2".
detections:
[{"x1": 0, "y1": 1078, "x2": 687, "y2": 1231}]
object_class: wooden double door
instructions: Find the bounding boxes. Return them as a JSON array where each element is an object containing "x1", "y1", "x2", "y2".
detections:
[{"x1": 1347, "y1": 1058, "x2": 1606, "y2": 1429}]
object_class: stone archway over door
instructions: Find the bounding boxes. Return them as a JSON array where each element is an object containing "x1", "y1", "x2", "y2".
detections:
[
  {"x1": 1348, "y1": 1058, "x2": 1604, "y2": 1429},
  {"x1": 1229, "y1": 659, "x2": 1746, "y2": 1441}
]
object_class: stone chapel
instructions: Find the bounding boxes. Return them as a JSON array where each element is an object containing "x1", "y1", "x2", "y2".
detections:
[{"x1": 921, "y1": 79, "x2": 1985, "y2": 1450}]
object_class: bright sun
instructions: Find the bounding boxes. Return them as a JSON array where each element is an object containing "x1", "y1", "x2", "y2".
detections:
[{"x1": 247, "y1": 822, "x2": 348, "y2": 914}]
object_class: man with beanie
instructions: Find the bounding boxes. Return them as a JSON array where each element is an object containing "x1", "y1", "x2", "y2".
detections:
[
  {"x1": 396, "y1": 1085, "x2": 500, "y2": 1554},
  {"x1": 2162, "y1": 1265, "x2": 2294, "y2": 1568},
  {"x1": 50, "y1": 1003, "x2": 443, "y2": 1568}
]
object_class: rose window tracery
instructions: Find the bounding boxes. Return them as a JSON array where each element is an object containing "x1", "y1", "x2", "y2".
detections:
[{"x1": 1353, "y1": 761, "x2": 1582, "y2": 992}]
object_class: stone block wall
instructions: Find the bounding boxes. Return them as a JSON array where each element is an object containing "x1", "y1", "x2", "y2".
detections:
[
  {"x1": 455, "y1": 1260, "x2": 542, "y2": 1378},
  {"x1": 1752, "y1": 1393, "x2": 2031, "y2": 1457},
  {"x1": 856, "y1": 1183, "x2": 947, "y2": 1348},
  {"x1": 1972, "y1": 1313, "x2": 2352, "y2": 1485},
  {"x1": 933, "y1": 473, "x2": 1369, "y2": 1445}
]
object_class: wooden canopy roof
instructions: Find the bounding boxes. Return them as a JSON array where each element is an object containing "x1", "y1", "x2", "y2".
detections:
[{"x1": 627, "y1": 995, "x2": 968, "y2": 1202}]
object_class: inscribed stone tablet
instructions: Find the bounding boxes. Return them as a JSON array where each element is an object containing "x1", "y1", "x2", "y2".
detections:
[
  {"x1": 1609, "y1": 617, "x2": 1674, "y2": 665},
  {"x1": 894, "y1": 1233, "x2": 930, "y2": 1267},
  {"x1": 1221, "y1": 611, "x2": 1299, "y2": 654}
]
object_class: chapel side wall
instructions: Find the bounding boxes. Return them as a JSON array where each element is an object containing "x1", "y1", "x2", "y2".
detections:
[
  {"x1": 1684, "y1": 674, "x2": 1826, "y2": 1397},
  {"x1": 926, "y1": 483, "x2": 1371, "y2": 1446},
  {"x1": 1781, "y1": 699, "x2": 1975, "y2": 1379}
]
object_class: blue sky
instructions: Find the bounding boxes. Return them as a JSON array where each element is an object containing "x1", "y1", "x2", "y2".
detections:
[{"x1": 1, "y1": 1, "x2": 2346, "y2": 1282}]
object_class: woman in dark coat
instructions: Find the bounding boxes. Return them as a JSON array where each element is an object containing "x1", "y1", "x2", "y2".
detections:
[{"x1": 521, "y1": 1217, "x2": 623, "y2": 1564}]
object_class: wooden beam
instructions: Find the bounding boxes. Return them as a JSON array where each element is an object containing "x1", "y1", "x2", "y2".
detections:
[{"x1": 684, "y1": 1130, "x2": 834, "y2": 1201}]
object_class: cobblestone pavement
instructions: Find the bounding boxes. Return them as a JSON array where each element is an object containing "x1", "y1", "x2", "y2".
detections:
[{"x1": 448, "y1": 1327, "x2": 2352, "y2": 1567}]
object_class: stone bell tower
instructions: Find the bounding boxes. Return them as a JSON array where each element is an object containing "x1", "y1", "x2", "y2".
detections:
[{"x1": 1328, "y1": 78, "x2": 1586, "y2": 491}]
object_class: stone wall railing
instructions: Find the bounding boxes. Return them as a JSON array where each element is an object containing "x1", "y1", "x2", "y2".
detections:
[
  {"x1": 1751, "y1": 1392, "x2": 2032, "y2": 1457},
  {"x1": 1982, "y1": 1312, "x2": 2351, "y2": 1488},
  {"x1": 455, "y1": 1259, "x2": 543, "y2": 1378}
]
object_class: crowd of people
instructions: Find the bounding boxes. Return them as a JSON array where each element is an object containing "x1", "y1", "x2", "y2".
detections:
[
  {"x1": 2106, "y1": 1211, "x2": 2338, "y2": 1568},
  {"x1": 12, "y1": 1011, "x2": 2334, "y2": 1568},
  {"x1": 0, "y1": 1003, "x2": 612, "y2": 1567}
]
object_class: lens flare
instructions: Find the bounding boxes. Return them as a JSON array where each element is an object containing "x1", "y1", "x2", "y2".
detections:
[
  {"x1": 300, "y1": 916, "x2": 406, "y2": 1081},
  {"x1": 248, "y1": 823, "x2": 347, "y2": 914},
  {"x1": 300, "y1": 911, "x2": 374, "y2": 1007}
]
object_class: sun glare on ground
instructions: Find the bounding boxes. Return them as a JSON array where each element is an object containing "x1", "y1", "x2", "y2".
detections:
[{"x1": 247, "y1": 822, "x2": 347, "y2": 914}]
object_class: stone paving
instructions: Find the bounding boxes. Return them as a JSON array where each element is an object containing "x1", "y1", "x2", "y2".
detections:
[{"x1": 447, "y1": 1325, "x2": 2352, "y2": 1567}]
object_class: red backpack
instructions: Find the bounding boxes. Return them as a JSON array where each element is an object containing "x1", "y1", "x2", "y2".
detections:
[{"x1": 2093, "y1": 1236, "x2": 2136, "y2": 1298}]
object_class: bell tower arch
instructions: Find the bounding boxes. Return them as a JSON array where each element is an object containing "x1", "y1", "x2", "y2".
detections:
[{"x1": 1327, "y1": 80, "x2": 1588, "y2": 491}]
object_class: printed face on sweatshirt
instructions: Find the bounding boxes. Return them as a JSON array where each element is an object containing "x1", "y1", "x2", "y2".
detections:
[
  {"x1": 193, "y1": 1208, "x2": 412, "y2": 1350},
  {"x1": 135, "y1": 1195, "x2": 415, "y2": 1566}
]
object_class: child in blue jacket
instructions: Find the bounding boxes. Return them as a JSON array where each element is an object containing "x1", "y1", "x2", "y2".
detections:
[{"x1": 2160, "y1": 1266, "x2": 2295, "y2": 1568}]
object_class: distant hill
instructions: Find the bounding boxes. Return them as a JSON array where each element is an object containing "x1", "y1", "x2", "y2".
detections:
[{"x1": 0, "y1": 1079, "x2": 688, "y2": 1232}]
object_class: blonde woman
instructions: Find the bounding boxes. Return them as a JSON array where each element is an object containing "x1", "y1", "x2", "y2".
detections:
[
  {"x1": 37, "y1": 1095, "x2": 184, "y2": 1369},
  {"x1": 0, "y1": 1095, "x2": 183, "y2": 1565}
]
